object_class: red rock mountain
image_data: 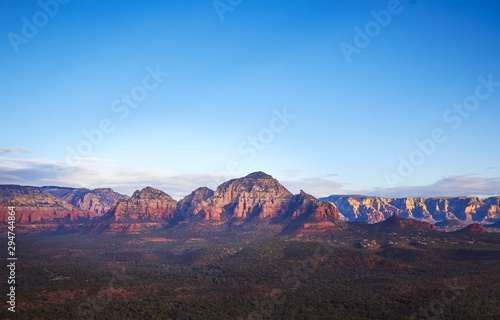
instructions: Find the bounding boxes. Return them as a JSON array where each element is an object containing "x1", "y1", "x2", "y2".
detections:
[
  {"x1": 0, "y1": 193, "x2": 100, "y2": 224},
  {"x1": 54, "y1": 188, "x2": 128, "y2": 214},
  {"x1": 285, "y1": 190, "x2": 339, "y2": 221},
  {"x1": 105, "y1": 187, "x2": 178, "y2": 222},
  {"x1": 186, "y1": 172, "x2": 294, "y2": 221},
  {"x1": 177, "y1": 172, "x2": 339, "y2": 223},
  {"x1": 456, "y1": 223, "x2": 487, "y2": 234},
  {"x1": 94, "y1": 173, "x2": 339, "y2": 235},
  {"x1": 366, "y1": 215, "x2": 436, "y2": 233},
  {"x1": 0, "y1": 185, "x2": 128, "y2": 214},
  {"x1": 1, "y1": 173, "x2": 496, "y2": 236},
  {"x1": 280, "y1": 190, "x2": 341, "y2": 235},
  {"x1": 176, "y1": 187, "x2": 214, "y2": 220}
]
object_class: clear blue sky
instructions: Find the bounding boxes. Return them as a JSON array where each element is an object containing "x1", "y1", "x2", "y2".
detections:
[{"x1": 1, "y1": 0, "x2": 499, "y2": 199}]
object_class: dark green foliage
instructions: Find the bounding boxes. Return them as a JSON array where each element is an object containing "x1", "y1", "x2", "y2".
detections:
[{"x1": 0, "y1": 232, "x2": 498, "y2": 319}]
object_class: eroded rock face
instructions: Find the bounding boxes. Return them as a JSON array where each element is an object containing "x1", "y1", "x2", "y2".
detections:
[
  {"x1": 286, "y1": 190, "x2": 339, "y2": 221},
  {"x1": 484, "y1": 197, "x2": 500, "y2": 206},
  {"x1": 106, "y1": 187, "x2": 178, "y2": 222},
  {"x1": 189, "y1": 172, "x2": 294, "y2": 221},
  {"x1": 176, "y1": 187, "x2": 214, "y2": 220},
  {"x1": 57, "y1": 188, "x2": 128, "y2": 214},
  {"x1": 1, "y1": 174, "x2": 343, "y2": 235},
  {"x1": 0, "y1": 185, "x2": 48, "y2": 204},
  {"x1": 279, "y1": 190, "x2": 341, "y2": 235},
  {"x1": 0, "y1": 193, "x2": 100, "y2": 224},
  {"x1": 325, "y1": 196, "x2": 394, "y2": 223},
  {"x1": 0, "y1": 185, "x2": 128, "y2": 215},
  {"x1": 179, "y1": 173, "x2": 340, "y2": 226},
  {"x1": 321, "y1": 195, "x2": 500, "y2": 223}
]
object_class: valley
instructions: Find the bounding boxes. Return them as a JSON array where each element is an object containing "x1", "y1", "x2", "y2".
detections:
[{"x1": 0, "y1": 229, "x2": 498, "y2": 319}]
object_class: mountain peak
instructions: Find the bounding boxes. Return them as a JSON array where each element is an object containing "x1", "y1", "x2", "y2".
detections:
[
  {"x1": 457, "y1": 223, "x2": 487, "y2": 234},
  {"x1": 369, "y1": 215, "x2": 436, "y2": 232},
  {"x1": 244, "y1": 171, "x2": 274, "y2": 179},
  {"x1": 104, "y1": 186, "x2": 177, "y2": 224},
  {"x1": 131, "y1": 187, "x2": 174, "y2": 201}
]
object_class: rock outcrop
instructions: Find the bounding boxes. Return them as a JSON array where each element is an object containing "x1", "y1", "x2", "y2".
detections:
[
  {"x1": 456, "y1": 223, "x2": 488, "y2": 234},
  {"x1": 187, "y1": 172, "x2": 294, "y2": 221},
  {"x1": 366, "y1": 215, "x2": 436, "y2": 233},
  {"x1": 176, "y1": 187, "x2": 214, "y2": 220},
  {"x1": 0, "y1": 185, "x2": 49, "y2": 204},
  {"x1": 105, "y1": 187, "x2": 178, "y2": 222},
  {"x1": 280, "y1": 190, "x2": 341, "y2": 235},
  {"x1": 0, "y1": 185, "x2": 128, "y2": 215},
  {"x1": 0, "y1": 193, "x2": 100, "y2": 225},
  {"x1": 56, "y1": 188, "x2": 128, "y2": 214},
  {"x1": 285, "y1": 190, "x2": 339, "y2": 221}
]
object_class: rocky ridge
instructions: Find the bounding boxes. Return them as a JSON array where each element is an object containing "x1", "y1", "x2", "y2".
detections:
[
  {"x1": 0, "y1": 193, "x2": 102, "y2": 234},
  {"x1": 321, "y1": 195, "x2": 500, "y2": 224},
  {"x1": 434, "y1": 219, "x2": 469, "y2": 232},
  {"x1": 365, "y1": 214, "x2": 436, "y2": 233},
  {"x1": 0, "y1": 185, "x2": 128, "y2": 214},
  {"x1": 104, "y1": 187, "x2": 178, "y2": 222},
  {"x1": 1, "y1": 173, "x2": 498, "y2": 236}
]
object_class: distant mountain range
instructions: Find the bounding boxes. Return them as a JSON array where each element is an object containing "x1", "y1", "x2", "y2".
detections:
[
  {"x1": 320, "y1": 195, "x2": 500, "y2": 224},
  {"x1": 1, "y1": 172, "x2": 499, "y2": 235}
]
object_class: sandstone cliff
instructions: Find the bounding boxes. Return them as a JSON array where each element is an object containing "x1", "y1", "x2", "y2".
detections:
[
  {"x1": 176, "y1": 187, "x2": 214, "y2": 220},
  {"x1": 187, "y1": 172, "x2": 294, "y2": 221},
  {"x1": 105, "y1": 187, "x2": 178, "y2": 222},
  {"x1": 179, "y1": 172, "x2": 339, "y2": 224},
  {"x1": 321, "y1": 195, "x2": 500, "y2": 224},
  {"x1": 0, "y1": 193, "x2": 100, "y2": 224},
  {"x1": 56, "y1": 188, "x2": 128, "y2": 214},
  {"x1": 4, "y1": 174, "x2": 494, "y2": 236},
  {"x1": 0, "y1": 185, "x2": 128, "y2": 214},
  {"x1": 285, "y1": 190, "x2": 339, "y2": 221}
]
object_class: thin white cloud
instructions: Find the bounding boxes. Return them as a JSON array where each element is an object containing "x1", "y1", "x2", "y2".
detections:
[
  {"x1": 0, "y1": 147, "x2": 45, "y2": 155},
  {"x1": 1, "y1": 156, "x2": 498, "y2": 200},
  {"x1": 0, "y1": 158, "x2": 225, "y2": 199}
]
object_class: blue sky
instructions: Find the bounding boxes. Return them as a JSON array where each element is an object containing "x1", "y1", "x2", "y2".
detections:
[{"x1": 1, "y1": 0, "x2": 499, "y2": 199}]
